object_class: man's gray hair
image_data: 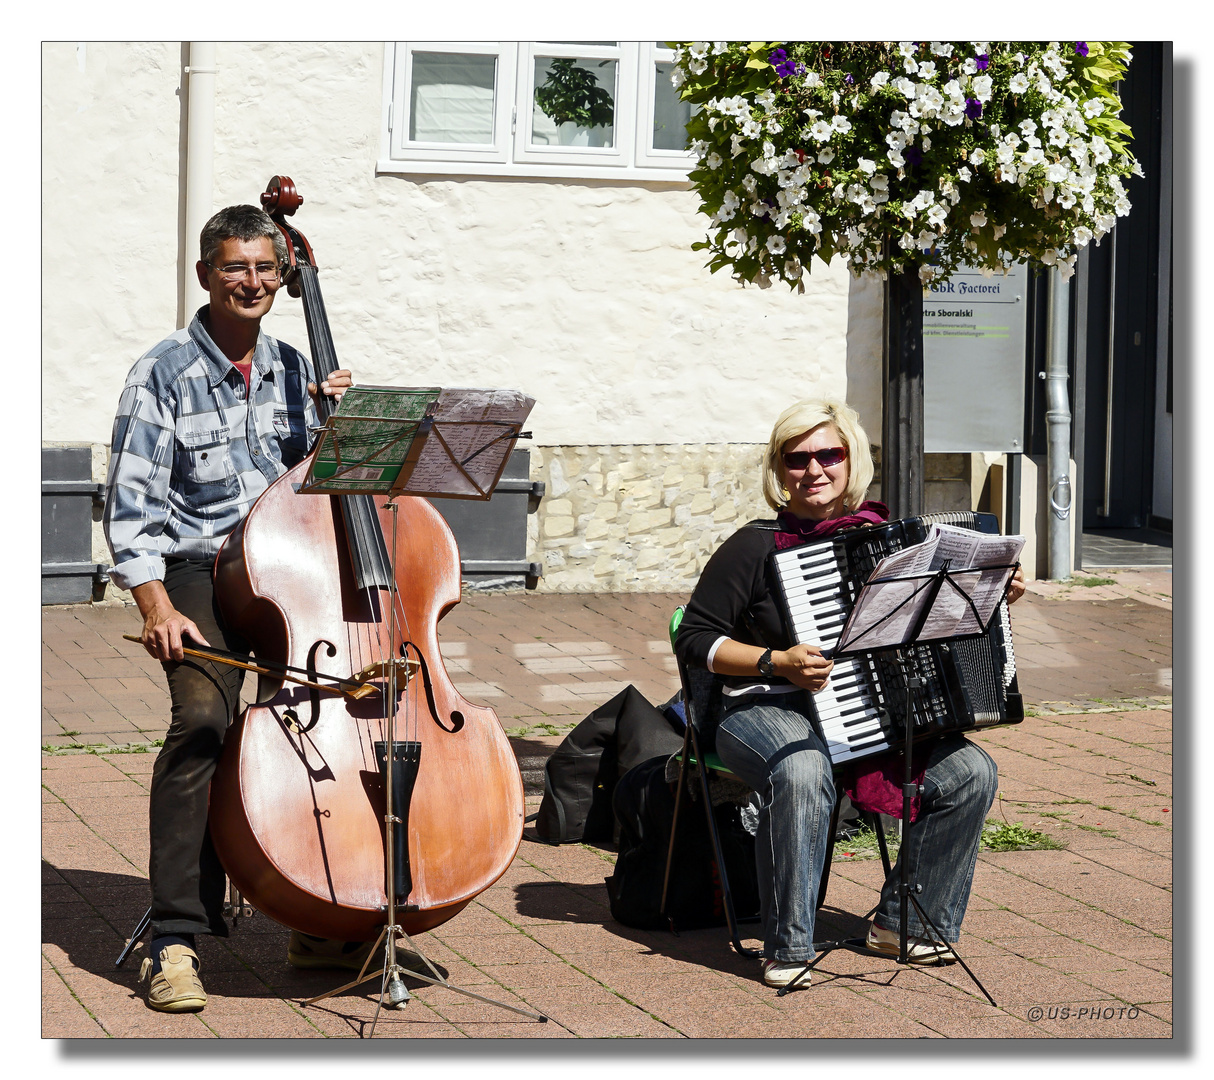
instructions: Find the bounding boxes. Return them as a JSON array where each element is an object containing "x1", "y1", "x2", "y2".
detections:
[{"x1": 199, "y1": 204, "x2": 288, "y2": 266}]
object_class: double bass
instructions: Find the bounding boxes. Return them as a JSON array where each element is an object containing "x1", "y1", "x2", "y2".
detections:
[{"x1": 208, "y1": 176, "x2": 525, "y2": 941}]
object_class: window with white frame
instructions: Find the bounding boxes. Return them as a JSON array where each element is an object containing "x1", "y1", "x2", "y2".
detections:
[{"x1": 381, "y1": 42, "x2": 696, "y2": 180}]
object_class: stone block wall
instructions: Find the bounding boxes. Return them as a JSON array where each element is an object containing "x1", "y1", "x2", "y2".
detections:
[
  {"x1": 528, "y1": 443, "x2": 771, "y2": 593},
  {"x1": 525, "y1": 445, "x2": 993, "y2": 593}
]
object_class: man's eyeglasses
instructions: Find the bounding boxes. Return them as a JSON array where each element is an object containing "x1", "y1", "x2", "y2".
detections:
[
  {"x1": 206, "y1": 262, "x2": 282, "y2": 283},
  {"x1": 782, "y1": 447, "x2": 848, "y2": 471}
]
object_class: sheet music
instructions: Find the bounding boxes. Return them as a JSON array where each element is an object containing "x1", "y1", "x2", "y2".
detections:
[
  {"x1": 396, "y1": 388, "x2": 536, "y2": 498},
  {"x1": 838, "y1": 525, "x2": 1025, "y2": 653},
  {"x1": 921, "y1": 525, "x2": 1025, "y2": 637},
  {"x1": 302, "y1": 385, "x2": 439, "y2": 494}
]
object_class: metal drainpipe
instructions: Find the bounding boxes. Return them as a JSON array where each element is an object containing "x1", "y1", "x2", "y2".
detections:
[
  {"x1": 180, "y1": 42, "x2": 216, "y2": 328},
  {"x1": 1044, "y1": 266, "x2": 1073, "y2": 580}
]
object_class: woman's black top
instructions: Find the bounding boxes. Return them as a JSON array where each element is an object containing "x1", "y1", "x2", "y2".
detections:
[{"x1": 674, "y1": 523, "x2": 798, "y2": 695}]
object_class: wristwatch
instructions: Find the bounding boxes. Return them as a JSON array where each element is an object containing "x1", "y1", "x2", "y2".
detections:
[{"x1": 756, "y1": 648, "x2": 775, "y2": 677}]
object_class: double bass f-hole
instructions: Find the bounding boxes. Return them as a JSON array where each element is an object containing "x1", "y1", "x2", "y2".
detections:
[
  {"x1": 402, "y1": 642, "x2": 465, "y2": 733},
  {"x1": 295, "y1": 639, "x2": 338, "y2": 733}
]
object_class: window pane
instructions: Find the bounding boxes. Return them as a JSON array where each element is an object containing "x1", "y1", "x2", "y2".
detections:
[
  {"x1": 531, "y1": 57, "x2": 616, "y2": 148},
  {"x1": 653, "y1": 62, "x2": 693, "y2": 151},
  {"x1": 409, "y1": 52, "x2": 496, "y2": 144}
]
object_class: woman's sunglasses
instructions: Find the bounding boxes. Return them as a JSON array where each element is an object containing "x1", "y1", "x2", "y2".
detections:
[{"x1": 782, "y1": 447, "x2": 848, "y2": 471}]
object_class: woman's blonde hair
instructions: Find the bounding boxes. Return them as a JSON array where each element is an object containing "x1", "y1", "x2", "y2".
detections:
[{"x1": 761, "y1": 398, "x2": 875, "y2": 512}]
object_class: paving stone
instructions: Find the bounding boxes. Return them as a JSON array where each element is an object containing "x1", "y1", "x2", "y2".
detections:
[{"x1": 40, "y1": 583, "x2": 1172, "y2": 1039}]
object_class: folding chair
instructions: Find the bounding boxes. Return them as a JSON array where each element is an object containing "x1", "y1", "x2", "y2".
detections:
[{"x1": 659, "y1": 606, "x2": 891, "y2": 958}]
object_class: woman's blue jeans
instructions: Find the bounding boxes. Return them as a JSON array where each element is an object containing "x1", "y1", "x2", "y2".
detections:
[{"x1": 715, "y1": 693, "x2": 998, "y2": 963}]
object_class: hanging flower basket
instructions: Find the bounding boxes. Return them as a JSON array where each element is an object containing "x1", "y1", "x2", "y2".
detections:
[{"x1": 671, "y1": 41, "x2": 1140, "y2": 288}]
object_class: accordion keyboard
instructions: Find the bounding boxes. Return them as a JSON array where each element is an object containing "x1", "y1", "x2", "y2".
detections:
[{"x1": 771, "y1": 537, "x2": 895, "y2": 765}]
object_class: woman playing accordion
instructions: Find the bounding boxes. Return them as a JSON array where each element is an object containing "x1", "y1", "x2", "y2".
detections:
[{"x1": 674, "y1": 398, "x2": 1026, "y2": 988}]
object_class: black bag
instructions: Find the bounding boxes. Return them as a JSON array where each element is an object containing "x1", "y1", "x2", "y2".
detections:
[
  {"x1": 531, "y1": 685, "x2": 684, "y2": 844},
  {"x1": 605, "y1": 755, "x2": 761, "y2": 931}
]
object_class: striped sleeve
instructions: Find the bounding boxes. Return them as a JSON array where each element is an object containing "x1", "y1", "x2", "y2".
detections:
[{"x1": 103, "y1": 375, "x2": 176, "y2": 590}]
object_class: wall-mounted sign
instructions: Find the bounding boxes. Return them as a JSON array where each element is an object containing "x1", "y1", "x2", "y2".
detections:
[{"x1": 923, "y1": 262, "x2": 1028, "y2": 453}]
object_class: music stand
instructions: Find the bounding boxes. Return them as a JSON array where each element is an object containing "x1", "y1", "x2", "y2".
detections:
[
  {"x1": 777, "y1": 557, "x2": 1020, "y2": 1004},
  {"x1": 294, "y1": 385, "x2": 547, "y2": 1034}
]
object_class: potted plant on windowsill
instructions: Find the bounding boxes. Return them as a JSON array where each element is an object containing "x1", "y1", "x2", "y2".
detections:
[{"x1": 534, "y1": 58, "x2": 615, "y2": 147}]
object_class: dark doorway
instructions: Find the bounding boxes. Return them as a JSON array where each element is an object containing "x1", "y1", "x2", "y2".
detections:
[{"x1": 1078, "y1": 42, "x2": 1172, "y2": 534}]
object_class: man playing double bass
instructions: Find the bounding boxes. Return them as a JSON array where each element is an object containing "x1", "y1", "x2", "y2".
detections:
[{"x1": 103, "y1": 204, "x2": 359, "y2": 1012}]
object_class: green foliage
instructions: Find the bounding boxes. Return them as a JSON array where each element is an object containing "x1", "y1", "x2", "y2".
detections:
[
  {"x1": 535, "y1": 58, "x2": 615, "y2": 129},
  {"x1": 982, "y1": 820, "x2": 1066, "y2": 851},
  {"x1": 670, "y1": 41, "x2": 1140, "y2": 288}
]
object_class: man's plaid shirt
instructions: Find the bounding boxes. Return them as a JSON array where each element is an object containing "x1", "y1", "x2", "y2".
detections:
[{"x1": 103, "y1": 307, "x2": 319, "y2": 591}]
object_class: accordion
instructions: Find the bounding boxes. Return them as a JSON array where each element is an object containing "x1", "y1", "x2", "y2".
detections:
[{"x1": 770, "y1": 511, "x2": 1023, "y2": 767}]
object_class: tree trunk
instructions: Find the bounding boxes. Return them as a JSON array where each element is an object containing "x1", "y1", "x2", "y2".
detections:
[{"x1": 881, "y1": 258, "x2": 925, "y2": 519}]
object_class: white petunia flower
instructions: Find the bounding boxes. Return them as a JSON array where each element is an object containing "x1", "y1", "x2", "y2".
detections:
[
  {"x1": 970, "y1": 147, "x2": 986, "y2": 165},
  {"x1": 858, "y1": 157, "x2": 877, "y2": 175},
  {"x1": 810, "y1": 120, "x2": 833, "y2": 142},
  {"x1": 818, "y1": 148, "x2": 835, "y2": 164},
  {"x1": 804, "y1": 71, "x2": 821, "y2": 88},
  {"x1": 871, "y1": 71, "x2": 890, "y2": 89},
  {"x1": 707, "y1": 152, "x2": 723, "y2": 170},
  {"x1": 831, "y1": 114, "x2": 852, "y2": 133},
  {"x1": 970, "y1": 210, "x2": 988, "y2": 228},
  {"x1": 766, "y1": 234, "x2": 787, "y2": 255}
]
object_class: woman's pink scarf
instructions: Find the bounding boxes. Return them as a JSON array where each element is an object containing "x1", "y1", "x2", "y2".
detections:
[{"x1": 773, "y1": 501, "x2": 888, "y2": 550}]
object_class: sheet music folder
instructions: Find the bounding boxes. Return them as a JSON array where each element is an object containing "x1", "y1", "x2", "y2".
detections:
[
  {"x1": 833, "y1": 524, "x2": 1025, "y2": 657},
  {"x1": 298, "y1": 385, "x2": 536, "y2": 500}
]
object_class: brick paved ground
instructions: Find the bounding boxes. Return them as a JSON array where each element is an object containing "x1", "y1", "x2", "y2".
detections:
[{"x1": 40, "y1": 569, "x2": 1174, "y2": 1044}]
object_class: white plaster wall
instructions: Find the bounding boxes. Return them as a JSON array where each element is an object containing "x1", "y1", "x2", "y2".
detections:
[
  {"x1": 42, "y1": 41, "x2": 852, "y2": 451},
  {"x1": 42, "y1": 42, "x2": 185, "y2": 447},
  {"x1": 845, "y1": 272, "x2": 885, "y2": 437}
]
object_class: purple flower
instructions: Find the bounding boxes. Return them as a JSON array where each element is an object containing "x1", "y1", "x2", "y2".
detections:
[
  {"x1": 768, "y1": 48, "x2": 788, "y2": 65},
  {"x1": 975, "y1": 53, "x2": 989, "y2": 71},
  {"x1": 775, "y1": 60, "x2": 801, "y2": 78},
  {"x1": 1075, "y1": 42, "x2": 1089, "y2": 57},
  {"x1": 845, "y1": 73, "x2": 854, "y2": 84},
  {"x1": 965, "y1": 97, "x2": 983, "y2": 120},
  {"x1": 905, "y1": 144, "x2": 923, "y2": 166}
]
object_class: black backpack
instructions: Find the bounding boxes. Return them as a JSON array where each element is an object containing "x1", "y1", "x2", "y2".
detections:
[
  {"x1": 605, "y1": 755, "x2": 760, "y2": 932},
  {"x1": 530, "y1": 685, "x2": 685, "y2": 844}
]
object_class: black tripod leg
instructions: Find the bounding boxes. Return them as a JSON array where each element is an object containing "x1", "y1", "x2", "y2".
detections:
[
  {"x1": 115, "y1": 906, "x2": 152, "y2": 968},
  {"x1": 907, "y1": 893, "x2": 997, "y2": 1006}
]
